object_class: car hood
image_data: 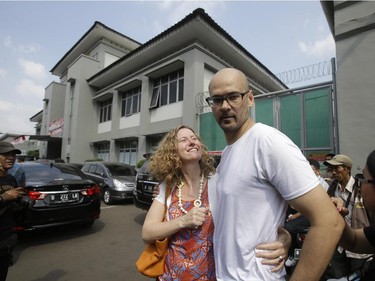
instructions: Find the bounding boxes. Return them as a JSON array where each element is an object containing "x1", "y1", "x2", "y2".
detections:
[{"x1": 112, "y1": 175, "x2": 135, "y2": 183}]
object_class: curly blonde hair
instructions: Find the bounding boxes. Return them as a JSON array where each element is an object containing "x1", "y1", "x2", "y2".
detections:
[{"x1": 148, "y1": 125, "x2": 216, "y2": 187}]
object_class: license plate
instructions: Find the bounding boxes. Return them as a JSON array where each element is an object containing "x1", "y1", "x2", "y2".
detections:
[
  {"x1": 50, "y1": 192, "x2": 80, "y2": 204},
  {"x1": 144, "y1": 184, "x2": 153, "y2": 193}
]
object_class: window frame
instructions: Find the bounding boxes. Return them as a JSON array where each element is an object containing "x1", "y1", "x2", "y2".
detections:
[
  {"x1": 99, "y1": 100, "x2": 112, "y2": 123},
  {"x1": 149, "y1": 69, "x2": 184, "y2": 109},
  {"x1": 121, "y1": 86, "x2": 141, "y2": 117}
]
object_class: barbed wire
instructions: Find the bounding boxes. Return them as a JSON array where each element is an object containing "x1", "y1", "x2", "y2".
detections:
[
  {"x1": 195, "y1": 60, "x2": 334, "y2": 108},
  {"x1": 195, "y1": 91, "x2": 210, "y2": 108},
  {"x1": 276, "y1": 60, "x2": 332, "y2": 85}
]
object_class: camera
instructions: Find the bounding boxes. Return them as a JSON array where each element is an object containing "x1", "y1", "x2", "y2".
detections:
[{"x1": 18, "y1": 196, "x2": 35, "y2": 208}]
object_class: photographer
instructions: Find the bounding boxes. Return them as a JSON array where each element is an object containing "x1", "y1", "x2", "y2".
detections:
[{"x1": 0, "y1": 142, "x2": 25, "y2": 281}]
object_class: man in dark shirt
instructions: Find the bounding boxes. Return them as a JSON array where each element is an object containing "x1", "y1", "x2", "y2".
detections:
[{"x1": 0, "y1": 142, "x2": 25, "y2": 281}]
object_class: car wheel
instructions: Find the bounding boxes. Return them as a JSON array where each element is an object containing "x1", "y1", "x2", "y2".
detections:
[{"x1": 103, "y1": 188, "x2": 113, "y2": 205}]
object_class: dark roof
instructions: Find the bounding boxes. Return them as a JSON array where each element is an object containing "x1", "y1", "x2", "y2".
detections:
[
  {"x1": 88, "y1": 8, "x2": 286, "y2": 89},
  {"x1": 50, "y1": 21, "x2": 141, "y2": 76}
]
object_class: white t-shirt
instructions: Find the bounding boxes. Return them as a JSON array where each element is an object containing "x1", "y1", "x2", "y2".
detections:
[
  {"x1": 209, "y1": 123, "x2": 319, "y2": 281},
  {"x1": 318, "y1": 176, "x2": 329, "y2": 191}
]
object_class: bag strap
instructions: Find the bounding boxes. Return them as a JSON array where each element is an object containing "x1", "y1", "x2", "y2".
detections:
[{"x1": 345, "y1": 190, "x2": 352, "y2": 209}]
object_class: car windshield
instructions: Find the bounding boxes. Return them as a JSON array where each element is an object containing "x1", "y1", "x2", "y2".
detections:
[
  {"x1": 24, "y1": 164, "x2": 84, "y2": 182},
  {"x1": 105, "y1": 165, "x2": 136, "y2": 176}
]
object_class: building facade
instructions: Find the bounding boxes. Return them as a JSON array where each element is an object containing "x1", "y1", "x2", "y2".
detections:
[
  {"x1": 321, "y1": 1, "x2": 375, "y2": 173},
  {"x1": 33, "y1": 8, "x2": 286, "y2": 165}
]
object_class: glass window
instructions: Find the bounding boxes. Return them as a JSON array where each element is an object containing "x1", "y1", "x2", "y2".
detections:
[
  {"x1": 169, "y1": 81, "x2": 177, "y2": 103},
  {"x1": 95, "y1": 165, "x2": 105, "y2": 175},
  {"x1": 160, "y1": 84, "x2": 168, "y2": 106},
  {"x1": 99, "y1": 100, "x2": 112, "y2": 123},
  {"x1": 121, "y1": 86, "x2": 141, "y2": 117},
  {"x1": 97, "y1": 143, "x2": 109, "y2": 161},
  {"x1": 105, "y1": 164, "x2": 136, "y2": 176},
  {"x1": 24, "y1": 164, "x2": 83, "y2": 182},
  {"x1": 150, "y1": 68, "x2": 184, "y2": 108},
  {"x1": 88, "y1": 165, "x2": 97, "y2": 174},
  {"x1": 119, "y1": 140, "x2": 137, "y2": 166},
  {"x1": 150, "y1": 88, "x2": 160, "y2": 108}
]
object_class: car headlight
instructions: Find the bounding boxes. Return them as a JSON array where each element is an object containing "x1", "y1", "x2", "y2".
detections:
[{"x1": 113, "y1": 179, "x2": 127, "y2": 189}]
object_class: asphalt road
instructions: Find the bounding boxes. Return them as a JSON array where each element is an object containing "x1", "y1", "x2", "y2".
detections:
[{"x1": 7, "y1": 201, "x2": 151, "y2": 281}]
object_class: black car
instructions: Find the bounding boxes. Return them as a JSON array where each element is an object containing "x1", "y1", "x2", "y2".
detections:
[
  {"x1": 81, "y1": 162, "x2": 136, "y2": 205},
  {"x1": 14, "y1": 162, "x2": 101, "y2": 231},
  {"x1": 133, "y1": 159, "x2": 159, "y2": 210}
]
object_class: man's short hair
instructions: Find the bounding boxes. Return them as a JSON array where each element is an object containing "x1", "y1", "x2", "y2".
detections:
[{"x1": 308, "y1": 159, "x2": 320, "y2": 170}]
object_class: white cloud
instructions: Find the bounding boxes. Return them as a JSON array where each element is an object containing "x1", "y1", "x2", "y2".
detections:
[
  {"x1": 18, "y1": 58, "x2": 47, "y2": 80},
  {"x1": 0, "y1": 99, "x2": 38, "y2": 134},
  {"x1": 0, "y1": 99, "x2": 12, "y2": 111},
  {"x1": 17, "y1": 43, "x2": 41, "y2": 54},
  {"x1": 15, "y1": 79, "x2": 45, "y2": 100},
  {"x1": 2, "y1": 35, "x2": 40, "y2": 53},
  {"x1": 298, "y1": 34, "x2": 335, "y2": 58},
  {"x1": 0, "y1": 68, "x2": 7, "y2": 78}
]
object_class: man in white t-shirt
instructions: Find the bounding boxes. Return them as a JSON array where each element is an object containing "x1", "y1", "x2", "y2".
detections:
[{"x1": 206, "y1": 68, "x2": 345, "y2": 281}]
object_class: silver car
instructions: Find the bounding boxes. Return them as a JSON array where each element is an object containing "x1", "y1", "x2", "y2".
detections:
[{"x1": 81, "y1": 162, "x2": 136, "y2": 205}]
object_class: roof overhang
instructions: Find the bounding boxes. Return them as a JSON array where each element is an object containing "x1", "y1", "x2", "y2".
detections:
[
  {"x1": 88, "y1": 8, "x2": 287, "y2": 93},
  {"x1": 50, "y1": 22, "x2": 141, "y2": 77}
]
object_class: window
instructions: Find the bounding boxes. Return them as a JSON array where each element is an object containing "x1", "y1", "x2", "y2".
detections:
[
  {"x1": 150, "y1": 69, "x2": 184, "y2": 108},
  {"x1": 97, "y1": 143, "x2": 109, "y2": 161},
  {"x1": 119, "y1": 141, "x2": 137, "y2": 166},
  {"x1": 99, "y1": 100, "x2": 112, "y2": 123},
  {"x1": 121, "y1": 86, "x2": 141, "y2": 117}
]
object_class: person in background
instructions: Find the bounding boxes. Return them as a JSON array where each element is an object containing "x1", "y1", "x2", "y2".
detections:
[
  {"x1": 309, "y1": 158, "x2": 329, "y2": 191},
  {"x1": 206, "y1": 68, "x2": 344, "y2": 281},
  {"x1": 7, "y1": 155, "x2": 25, "y2": 187},
  {"x1": 323, "y1": 153, "x2": 335, "y2": 184},
  {"x1": 329, "y1": 150, "x2": 375, "y2": 281},
  {"x1": 141, "y1": 125, "x2": 291, "y2": 281},
  {"x1": 284, "y1": 158, "x2": 330, "y2": 268},
  {"x1": 0, "y1": 142, "x2": 26, "y2": 281},
  {"x1": 324, "y1": 154, "x2": 372, "y2": 279}
]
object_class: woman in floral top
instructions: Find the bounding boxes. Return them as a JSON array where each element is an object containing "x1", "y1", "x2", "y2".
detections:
[{"x1": 141, "y1": 125, "x2": 290, "y2": 280}]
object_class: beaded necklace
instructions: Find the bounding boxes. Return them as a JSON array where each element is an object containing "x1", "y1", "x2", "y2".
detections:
[{"x1": 177, "y1": 175, "x2": 204, "y2": 214}]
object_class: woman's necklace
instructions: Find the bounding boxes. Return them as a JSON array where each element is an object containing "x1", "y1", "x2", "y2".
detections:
[{"x1": 177, "y1": 175, "x2": 204, "y2": 214}]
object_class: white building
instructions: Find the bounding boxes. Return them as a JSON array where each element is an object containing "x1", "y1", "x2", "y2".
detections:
[{"x1": 32, "y1": 8, "x2": 285, "y2": 165}]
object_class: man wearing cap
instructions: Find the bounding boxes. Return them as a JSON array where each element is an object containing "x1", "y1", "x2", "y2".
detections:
[
  {"x1": 324, "y1": 154, "x2": 371, "y2": 279},
  {"x1": 0, "y1": 141, "x2": 25, "y2": 280}
]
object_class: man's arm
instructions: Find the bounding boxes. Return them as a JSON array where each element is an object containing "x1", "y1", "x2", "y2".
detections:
[{"x1": 288, "y1": 185, "x2": 345, "y2": 281}]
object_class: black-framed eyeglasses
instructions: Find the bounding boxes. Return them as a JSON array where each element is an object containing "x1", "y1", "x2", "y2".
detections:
[
  {"x1": 355, "y1": 174, "x2": 375, "y2": 188},
  {"x1": 205, "y1": 91, "x2": 249, "y2": 108}
]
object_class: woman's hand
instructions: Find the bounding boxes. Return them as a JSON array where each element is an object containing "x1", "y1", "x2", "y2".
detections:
[
  {"x1": 180, "y1": 207, "x2": 208, "y2": 229},
  {"x1": 255, "y1": 227, "x2": 291, "y2": 272}
]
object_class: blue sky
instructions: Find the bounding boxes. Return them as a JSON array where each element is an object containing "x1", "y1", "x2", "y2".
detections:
[{"x1": 0, "y1": 0, "x2": 335, "y2": 135}]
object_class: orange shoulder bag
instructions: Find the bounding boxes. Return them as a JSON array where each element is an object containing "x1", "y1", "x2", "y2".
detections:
[{"x1": 136, "y1": 186, "x2": 171, "y2": 278}]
